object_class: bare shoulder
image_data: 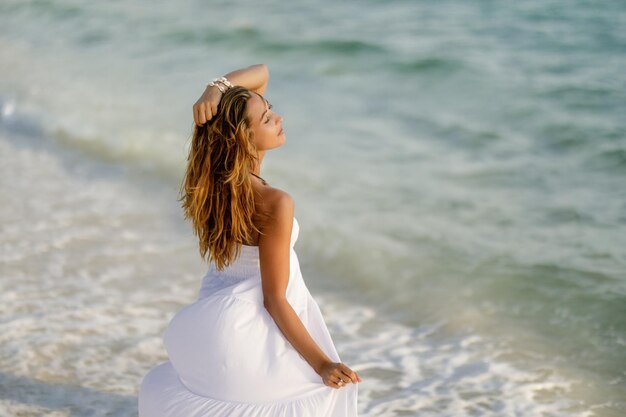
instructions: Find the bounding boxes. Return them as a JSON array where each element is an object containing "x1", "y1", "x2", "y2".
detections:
[
  {"x1": 256, "y1": 186, "x2": 294, "y2": 236},
  {"x1": 256, "y1": 185, "x2": 293, "y2": 305},
  {"x1": 268, "y1": 186, "x2": 293, "y2": 209}
]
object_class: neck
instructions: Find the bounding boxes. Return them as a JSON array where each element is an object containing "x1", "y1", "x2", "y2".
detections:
[{"x1": 252, "y1": 150, "x2": 265, "y2": 176}]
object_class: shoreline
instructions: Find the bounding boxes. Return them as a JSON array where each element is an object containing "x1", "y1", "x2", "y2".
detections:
[{"x1": 0, "y1": 124, "x2": 610, "y2": 415}]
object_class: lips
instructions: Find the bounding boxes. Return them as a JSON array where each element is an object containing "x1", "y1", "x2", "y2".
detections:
[{"x1": 278, "y1": 127, "x2": 284, "y2": 135}]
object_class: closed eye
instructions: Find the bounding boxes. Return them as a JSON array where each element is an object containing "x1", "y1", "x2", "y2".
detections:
[{"x1": 264, "y1": 103, "x2": 273, "y2": 124}]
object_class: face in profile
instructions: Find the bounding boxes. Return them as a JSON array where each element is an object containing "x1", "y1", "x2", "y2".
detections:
[{"x1": 245, "y1": 93, "x2": 285, "y2": 151}]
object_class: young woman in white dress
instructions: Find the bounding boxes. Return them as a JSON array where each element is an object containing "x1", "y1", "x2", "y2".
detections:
[{"x1": 137, "y1": 64, "x2": 361, "y2": 416}]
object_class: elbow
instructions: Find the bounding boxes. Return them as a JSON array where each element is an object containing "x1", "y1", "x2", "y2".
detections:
[
  {"x1": 263, "y1": 296, "x2": 286, "y2": 313},
  {"x1": 257, "y1": 63, "x2": 269, "y2": 80}
]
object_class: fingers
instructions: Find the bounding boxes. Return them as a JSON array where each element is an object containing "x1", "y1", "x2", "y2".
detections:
[
  {"x1": 332, "y1": 376, "x2": 348, "y2": 389},
  {"x1": 323, "y1": 374, "x2": 349, "y2": 389},
  {"x1": 193, "y1": 104, "x2": 202, "y2": 126},
  {"x1": 193, "y1": 101, "x2": 219, "y2": 127},
  {"x1": 339, "y1": 363, "x2": 361, "y2": 384},
  {"x1": 193, "y1": 86, "x2": 224, "y2": 126},
  {"x1": 332, "y1": 366, "x2": 362, "y2": 388},
  {"x1": 321, "y1": 362, "x2": 363, "y2": 389}
]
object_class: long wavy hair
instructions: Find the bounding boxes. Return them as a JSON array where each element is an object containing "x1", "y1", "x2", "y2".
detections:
[{"x1": 178, "y1": 86, "x2": 262, "y2": 271}]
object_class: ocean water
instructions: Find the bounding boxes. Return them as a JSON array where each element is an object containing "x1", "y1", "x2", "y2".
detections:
[{"x1": 1, "y1": 0, "x2": 625, "y2": 416}]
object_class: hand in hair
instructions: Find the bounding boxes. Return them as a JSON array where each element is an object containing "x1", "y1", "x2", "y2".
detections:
[
  {"x1": 193, "y1": 84, "x2": 224, "y2": 126},
  {"x1": 193, "y1": 64, "x2": 269, "y2": 126}
]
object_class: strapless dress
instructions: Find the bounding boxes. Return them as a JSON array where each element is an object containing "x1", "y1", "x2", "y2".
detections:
[{"x1": 138, "y1": 217, "x2": 359, "y2": 416}]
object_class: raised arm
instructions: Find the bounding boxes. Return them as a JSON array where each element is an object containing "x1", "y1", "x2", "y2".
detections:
[
  {"x1": 258, "y1": 190, "x2": 361, "y2": 389},
  {"x1": 193, "y1": 63, "x2": 269, "y2": 126}
]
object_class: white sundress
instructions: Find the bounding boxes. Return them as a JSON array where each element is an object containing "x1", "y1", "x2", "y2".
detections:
[{"x1": 138, "y1": 216, "x2": 359, "y2": 416}]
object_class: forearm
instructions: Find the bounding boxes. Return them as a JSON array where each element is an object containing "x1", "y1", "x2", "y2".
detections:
[
  {"x1": 220, "y1": 64, "x2": 268, "y2": 93},
  {"x1": 265, "y1": 299, "x2": 333, "y2": 374}
]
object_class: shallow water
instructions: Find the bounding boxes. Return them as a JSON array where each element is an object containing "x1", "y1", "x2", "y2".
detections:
[{"x1": 1, "y1": 0, "x2": 625, "y2": 415}]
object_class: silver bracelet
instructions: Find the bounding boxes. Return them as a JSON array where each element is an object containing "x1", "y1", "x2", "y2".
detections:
[
  {"x1": 208, "y1": 81, "x2": 225, "y2": 93},
  {"x1": 216, "y1": 76, "x2": 233, "y2": 89},
  {"x1": 207, "y1": 76, "x2": 232, "y2": 93}
]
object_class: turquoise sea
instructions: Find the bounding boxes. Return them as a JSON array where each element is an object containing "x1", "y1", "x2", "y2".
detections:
[{"x1": 0, "y1": 1, "x2": 624, "y2": 416}]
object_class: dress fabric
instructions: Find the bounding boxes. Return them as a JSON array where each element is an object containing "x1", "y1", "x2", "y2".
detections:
[{"x1": 138, "y1": 217, "x2": 359, "y2": 417}]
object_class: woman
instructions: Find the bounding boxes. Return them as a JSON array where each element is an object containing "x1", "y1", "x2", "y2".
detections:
[{"x1": 138, "y1": 64, "x2": 361, "y2": 417}]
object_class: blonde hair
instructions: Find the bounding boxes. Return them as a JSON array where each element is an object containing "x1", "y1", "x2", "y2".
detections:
[{"x1": 178, "y1": 86, "x2": 261, "y2": 271}]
